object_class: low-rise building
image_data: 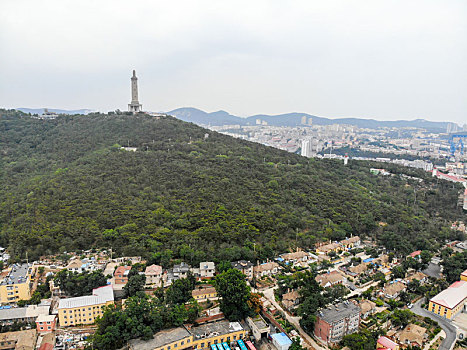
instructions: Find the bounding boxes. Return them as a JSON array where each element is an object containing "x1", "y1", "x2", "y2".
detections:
[
  {"x1": 347, "y1": 263, "x2": 368, "y2": 276},
  {"x1": 282, "y1": 290, "x2": 300, "y2": 311},
  {"x1": 129, "y1": 326, "x2": 192, "y2": 350},
  {"x1": 0, "y1": 305, "x2": 49, "y2": 326},
  {"x1": 231, "y1": 261, "x2": 254, "y2": 280},
  {"x1": 315, "y1": 271, "x2": 345, "y2": 288},
  {"x1": 340, "y1": 236, "x2": 361, "y2": 250},
  {"x1": 114, "y1": 266, "x2": 132, "y2": 285},
  {"x1": 35, "y1": 314, "x2": 56, "y2": 333},
  {"x1": 57, "y1": 285, "x2": 114, "y2": 326},
  {"x1": 0, "y1": 329, "x2": 37, "y2": 350},
  {"x1": 270, "y1": 332, "x2": 292, "y2": 350},
  {"x1": 383, "y1": 281, "x2": 406, "y2": 299},
  {"x1": 280, "y1": 251, "x2": 309, "y2": 265},
  {"x1": 405, "y1": 272, "x2": 428, "y2": 284},
  {"x1": 428, "y1": 280, "x2": 467, "y2": 320},
  {"x1": 199, "y1": 262, "x2": 215, "y2": 279},
  {"x1": 398, "y1": 324, "x2": 426, "y2": 347},
  {"x1": 128, "y1": 320, "x2": 247, "y2": 350},
  {"x1": 145, "y1": 265, "x2": 163, "y2": 288},
  {"x1": 357, "y1": 299, "x2": 376, "y2": 320},
  {"x1": 316, "y1": 243, "x2": 341, "y2": 254},
  {"x1": 246, "y1": 315, "x2": 269, "y2": 341},
  {"x1": 377, "y1": 336, "x2": 399, "y2": 350},
  {"x1": 253, "y1": 262, "x2": 280, "y2": 280},
  {"x1": 314, "y1": 301, "x2": 360, "y2": 344},
  {"x1": 192, "y1": 286, "x2": 217, "y2": 302}
]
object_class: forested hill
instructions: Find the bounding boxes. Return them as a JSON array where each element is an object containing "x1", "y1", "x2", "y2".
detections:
[{"x1": 0, "y1": 110, "x2": 464, "y2": 263}]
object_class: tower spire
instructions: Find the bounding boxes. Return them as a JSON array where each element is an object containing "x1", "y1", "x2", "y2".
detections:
[{"x1": 128, "y1": 70, "x2": 142, "y2": 113}]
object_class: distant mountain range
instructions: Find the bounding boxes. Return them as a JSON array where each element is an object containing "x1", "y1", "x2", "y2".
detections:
[
  {"x1": 15, "y1": 106, "x2": 454, "y2": 132},
  {"x1": 167, "y1": 107, "x2": 452, "y2": 132},
  {"x1": 17, "y1": 108, "x2": 94, "y2": 115}
]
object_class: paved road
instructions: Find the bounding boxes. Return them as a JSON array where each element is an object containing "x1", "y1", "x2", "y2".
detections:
[
  {"x1": 411, "y1": 300, "x2": 457, "y2": 350},
  {"x1": 262, "y1": 287, "x2": 327, "y2": 350}
]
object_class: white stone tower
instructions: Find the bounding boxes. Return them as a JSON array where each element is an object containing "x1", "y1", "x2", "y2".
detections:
[{"x1": 128, "y1": 70, "x2": 142, "y2": 113}]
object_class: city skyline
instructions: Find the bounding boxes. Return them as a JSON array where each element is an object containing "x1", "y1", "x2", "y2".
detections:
[{"x1": 1, "y1": 0, "x2": 466, "y2": 124}]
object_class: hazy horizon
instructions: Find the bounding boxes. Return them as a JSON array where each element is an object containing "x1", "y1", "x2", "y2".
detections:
[{"x1": 1, "y1": 0, "x2": 466, "y2": 124}]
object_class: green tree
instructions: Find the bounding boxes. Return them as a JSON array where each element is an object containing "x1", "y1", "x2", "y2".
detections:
[
  {"x1": 124, "y1": 274, "x2": 146, "y2": 297},
  {"x1": 215, "y1": 269, "x2": 251, "y2": 321}
]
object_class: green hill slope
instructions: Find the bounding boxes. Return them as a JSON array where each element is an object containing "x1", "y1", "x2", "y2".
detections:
[{"x1": 0, "y1": 110, "x2": 464, "y2": 262}]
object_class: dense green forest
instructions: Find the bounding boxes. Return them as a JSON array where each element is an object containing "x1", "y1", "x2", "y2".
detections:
[{"x1": 0, "y1": 109, "x2": 465, "y2": 263}]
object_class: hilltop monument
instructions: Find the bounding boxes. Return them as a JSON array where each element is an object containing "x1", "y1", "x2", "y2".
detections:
[{"x1": 128, "y1": 70, "x2": 142, "y2": 113}]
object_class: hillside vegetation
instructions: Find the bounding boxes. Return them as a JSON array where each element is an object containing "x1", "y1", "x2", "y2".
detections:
[{"x1": 0, "y1": 110, "x2": 464, "y2": 262}]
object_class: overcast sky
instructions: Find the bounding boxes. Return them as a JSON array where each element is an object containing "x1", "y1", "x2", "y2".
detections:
[{"x1": 1, "y1": 0, "x2": 466, "y2": 124}]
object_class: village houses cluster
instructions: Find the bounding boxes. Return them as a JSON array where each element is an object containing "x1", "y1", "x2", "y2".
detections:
[{"x1": 0, "y1": 234, "x2": 466, "y2": 350}]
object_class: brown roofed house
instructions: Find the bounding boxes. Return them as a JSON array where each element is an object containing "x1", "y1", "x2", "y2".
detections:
[
  {"x1": 114, "y1": 266, "x2": 132, "y2": 285},
  {"x1": 383, "y1": 281, "x2": 406, "y2": 299},
  {"x1": 282, "y1": 290, "x2": 300, "y2": 311},
  {"x1": 357, "y1": 299, "x2": 376, "y2": 319},
  {"x1": 398, "y1": 324, "x2": 426, "y2": 347},
  {"x1": 316, "y1": 271, "x2": 346, "y2": 288}
]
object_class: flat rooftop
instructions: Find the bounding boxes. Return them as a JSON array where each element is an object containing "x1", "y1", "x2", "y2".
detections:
[
  {"x1": 58, "y1": 285, "x2": 114, "y2": 309},
  {"x1": 0, "y1": 264, "x2": 31, "y2": 285},
  {"x1": 129, "y1": 327, "x2": 191, "y2": 350},
  {"x1": 191, "y1": 320, "x2": 243, "y2": 338},
  {"x1": 318, "y1": 301, "x2": 360, "y2": 324},
  {"x1": 249, "y1": 315, "x2": 268, "y2": 330}
]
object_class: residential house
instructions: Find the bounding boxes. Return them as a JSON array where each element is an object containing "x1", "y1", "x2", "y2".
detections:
[
  {"x1": 57, "y1": 285, "x2": 114, "y2": 326},
  {"x1": 145, "y1": 265, "x2": 163, "y2": 288},
  {"x1": 199, "y1": 262, "x2": 215, "y2": 279},
  {"x1": 231, "y1": 261, "x2": 254, "y2": 280},
  {"x1": 173, "y1": 262, "x2": 191, "y2": 280},
  {"x1": 348, "y1": 263, "x2": 368, "y2": 276},
  {"x1": 66, "y1": 259, "x2": 85, "y2": 273},
  {"x1": 356, "y1": 299, "x2": 376, "y2": 320},
  {"x1": 166, "y1": 262, "x2": 192, "y2": 286},
  {"x1": 0, "y1": 264, "x2": 33, "y2": 304},
  {"x1": 114, "y1": 266, "x2": 132, "y2": 285},
  {"x1": 405, "y1": 272, "x2": 428, "y2": 285},
  {"x1": 315, "y1": 271, "x2": 346, "y2": 288},
  {"x1": 377, "y1": 336, "x2": 399, "y2": 350},
  {"x1": 314, "y1": 301, "x2": 360, "y2": 344},
  {"x1": 398, "y1": 324, "x2": 426, "y2": 347},
  {"x1": 0, "y1": 329, "x2": 37, "y2": 350},
  {"x1": 316, "y1": 242, "x2": 341, "y2": 254},
  {"x1": 35, "y1": 314, "x2": 56, "y2": 333},
  {"x1": 280, "y1": 251, "x2": 309, "y2": 265},
  {"x1": 192, "y1": 286, "x2": 217, "y2": 302},
  {"x1": 282, "y1": 290, "x2": 300, "y2": 311},
  {"x1": 253, "y1": 262, "x2": 280, "y2": 280},
  {"x1": 383, "y1": 281, "x2": 406, "y2": 299},
  {"x1": 408, "y1": 251, "x2": 421, "y2": 259},
  {"x1": 340, "y1": 236, "x2": 361, "y2": 250}
]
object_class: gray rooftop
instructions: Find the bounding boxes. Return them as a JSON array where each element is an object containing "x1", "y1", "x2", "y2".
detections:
[
  {"x1": 191, "y1": 320, "x2": 243, "y2": 338},
  {"x1": 129, "y1": 327, "x2": 191, "y2": 350},
  {"x1": 232, "y1": 260, "x2": 253, "y2": 269},
  {"x1": 318, "y1": 301, "x2": 360, "y2": 324},
  {"x1": 0, "y1": 264, "x2": 31, "y2": 286}
]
